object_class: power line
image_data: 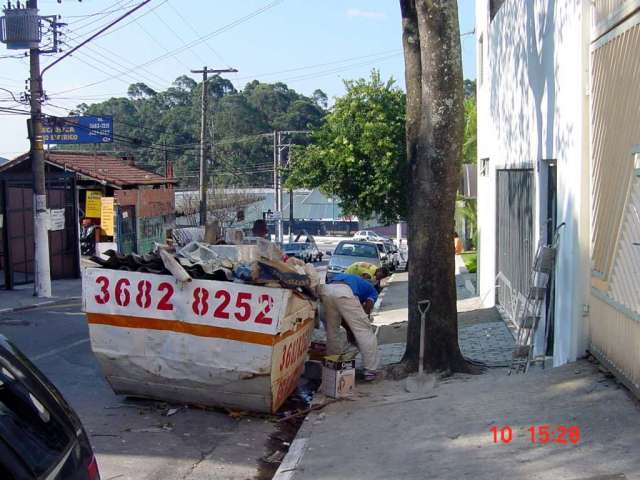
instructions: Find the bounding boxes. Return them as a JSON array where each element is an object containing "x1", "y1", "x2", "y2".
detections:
[
  {"x1": 149, "y1": 7, "x2": 207, "y2": 66},
  {"x1": 39, "y1": 110, "x2": 275, "y2": 153},
  {"x1": 60, "y1": 43, "x2": 167, "y2": 92},
  {"x1": 165, "y1": 0, "x2": 227, "y2": 66},
  {"x1": 0, "y1": 106, "x2": 31, "y2": 115},
  {"x1": 279, "y1": 53, "x2": 402, "y2": 84},
  {"x1": 233, "y1": 49, "x2": 402, "y2": 82},
  {"x1": 43, "y1": 100, "x2": 276, "y2": 144},
  {"x1": 50, "y1": 0, "x2": 284, "y2": 95},
  {"x1": 66, "y1": 0, "x2": 165, "y2": 42},
  {"x1": 133, "y1": 17, "x2": 192, "y2": 71},
  {"x1": 65, "y1": 1, "x2": 137, "y2": 21},
  {"x1": 41, "y1": 0, "x2": 154, "y2": 77},
  {"x1": 62, "y1": 28, "x2": 174, "y2": 87}
]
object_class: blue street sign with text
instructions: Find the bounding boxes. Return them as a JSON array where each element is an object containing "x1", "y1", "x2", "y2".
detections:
[{"x1": 42, "y1": 116, "x2": 113, "y2": 144}]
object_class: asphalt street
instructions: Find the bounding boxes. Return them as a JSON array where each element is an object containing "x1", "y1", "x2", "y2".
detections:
[
  {"x1": 0, "y1": 301, "x2": 282, "y2": 480},
  {"x1": 0, "y1": 242, "x2": 340, "y2": 479}
]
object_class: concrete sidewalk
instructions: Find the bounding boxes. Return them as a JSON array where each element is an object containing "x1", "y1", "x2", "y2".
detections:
[
  {"x1": 371, "y1": 267, "x2": 514, "y2": 367},
  {"x1": 0, "y1": 278, "x2": 82, "y2": 313},
  {"x1": 278, "y1": 360, "x2": 640, "y2": 480}
]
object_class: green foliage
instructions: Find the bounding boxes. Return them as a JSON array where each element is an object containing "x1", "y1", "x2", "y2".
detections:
[
  {"x1": 285, "y1": 71, "x2": 407, "y2": 225},
  {"x1": 463, "y1": 97, "x2": 477, "y2": 164},
  {"x1": 461, "y1": 252, "x2": 477, "y2": 273},
  {"x1": 67, "y1": 77, "x2": 326, "y2": 188},
  {"x1": 456, "y1": 194, "x2": 477, "y2": 246}
]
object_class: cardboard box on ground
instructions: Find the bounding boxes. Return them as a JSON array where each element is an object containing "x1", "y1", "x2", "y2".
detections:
[{"x1": 321, "y1": 355, "x2": 356, "y2": 399}]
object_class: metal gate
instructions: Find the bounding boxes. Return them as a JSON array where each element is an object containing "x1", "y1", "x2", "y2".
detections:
[
  {"x1": 5, "y1": 184, "x2": 35, "y2": 286},
  {"x1": 116, "y1": 205, "x2": 136, "y2": 255},
  {"x1": 495, "y1": 169, "x2": 535, "y2": 322},
  {"x1": 1, "y1": 176, "x2": 79, "y2": 288},
  {"x1": 589, "y1": 1, "x2": 640, "y2": 395}
]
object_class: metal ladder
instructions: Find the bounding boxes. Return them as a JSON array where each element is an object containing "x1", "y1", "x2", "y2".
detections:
[{"x1": 509, "y1": 224, "x2": 564, "y2": 374}]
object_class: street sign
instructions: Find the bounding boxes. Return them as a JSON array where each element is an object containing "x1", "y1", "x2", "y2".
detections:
[{"x1": 42, "y1": 116, "x2": 113, "y2": 144}]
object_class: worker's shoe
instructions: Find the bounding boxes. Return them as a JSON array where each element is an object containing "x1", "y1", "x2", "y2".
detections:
[{"x1": 363, "y1": 370, "x2": 377, "y2": 382}]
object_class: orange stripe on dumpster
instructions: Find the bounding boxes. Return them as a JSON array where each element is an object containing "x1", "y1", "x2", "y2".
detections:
[{"x1": 87, "y1": 313, "x2": 313, "y2": 346}]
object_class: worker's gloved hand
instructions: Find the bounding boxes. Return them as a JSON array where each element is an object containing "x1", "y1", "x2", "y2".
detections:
[{"x1": 362, "y1": 299, "x2": 374, "y2": 315}]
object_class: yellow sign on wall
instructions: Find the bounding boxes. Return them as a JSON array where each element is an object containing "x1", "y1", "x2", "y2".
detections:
[
  {"x1": 85, "y1": 191, "x2": 102, "y2": 218},
  {"x1": 101, "y1": 197, "x2": 115, "y2": 236}
]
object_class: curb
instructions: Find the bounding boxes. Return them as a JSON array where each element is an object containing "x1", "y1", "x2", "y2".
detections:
[
  {"x1": 0, "y1": 296, "x2": 82, "y2": 315},
  {"x1": 273, "y1": 409, "x2": 321, "y2": 480}
]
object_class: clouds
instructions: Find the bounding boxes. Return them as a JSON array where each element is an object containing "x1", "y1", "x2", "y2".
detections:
[{"x1": 346, "y1": 8, "x2": 386, "y2": 20}]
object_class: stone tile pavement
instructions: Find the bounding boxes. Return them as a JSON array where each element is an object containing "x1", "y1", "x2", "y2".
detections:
[{"x1": 370, "y1": 268, "x2": 515, "y2": 369}]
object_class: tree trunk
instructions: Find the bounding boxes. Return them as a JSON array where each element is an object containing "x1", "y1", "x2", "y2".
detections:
[{"x1": 400, "y1": 0, "x2": 471, "y2": 373}]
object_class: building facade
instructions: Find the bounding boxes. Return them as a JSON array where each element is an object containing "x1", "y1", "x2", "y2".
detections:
[{"x1": 477, "y1": 0, "x2": 640, "y2": 392}]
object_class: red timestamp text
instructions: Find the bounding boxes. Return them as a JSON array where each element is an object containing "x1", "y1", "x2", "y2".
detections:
[{"x1": 490, "y1": 425, "x2": 581, "y2": 445}]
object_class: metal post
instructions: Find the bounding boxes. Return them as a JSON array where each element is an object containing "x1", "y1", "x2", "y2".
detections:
[
  {"x1": 277, "y1": 131, "x2": 283, "y2": 243},
  {"x1": 27, "y1": 0, "x2": 51, "y2": 297},
  {"x1": 272, "y1": 130, "x2": 278, "y2": 241},
  {"x1": 289, "y1": 187, "x2": 294, "y2": 242},
  {"x1": 197, "y1": 67, "x2": 208, "y2": 227}
]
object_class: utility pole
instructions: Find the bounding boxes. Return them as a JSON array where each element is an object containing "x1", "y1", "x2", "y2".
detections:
[
  {"x1": 1, "y1": 0, "x2": 153, "y2": 297},
  {"x1": 273, "y1": 130, "x2": 310, "y2": 243},
  {"x1": 26, "y1": 0, "x2": 51, "y2": 298},
  {"x1": 277, "y1": 131, "x2": 283, "y2": 243},
  {"x1": 190, "y1": 67, "x2": 237, "y2": 226},
  {"x1": 289, "y1": 185, "x2": 294, "y2": 242},
  {"x1": 273, "y1": 130, "x2": 278, "y2": 242}
]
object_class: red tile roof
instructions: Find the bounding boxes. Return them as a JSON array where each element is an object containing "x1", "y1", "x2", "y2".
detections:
[{"x1": 1, "y1": 151, "x2": 173, "y2": 187}]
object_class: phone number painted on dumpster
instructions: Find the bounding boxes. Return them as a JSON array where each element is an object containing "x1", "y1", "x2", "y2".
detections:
[{"x1": 83, "y1": 269, "x2": 289, "y2": 335}]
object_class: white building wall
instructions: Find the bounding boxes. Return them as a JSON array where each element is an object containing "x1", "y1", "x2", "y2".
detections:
[{"x1": 476, "y1": 0, "x2": 590, "y2": 365}]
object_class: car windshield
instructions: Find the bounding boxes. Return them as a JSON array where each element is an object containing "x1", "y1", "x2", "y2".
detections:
[
  {"x1": 284, "y1": 244, "x2": 304, "y2": 251},
  {"x1": 335, "y1": 243, "x2": 378, "y2": 258},
  {"x1": 0, "y1": 364, "x2": 72, "y2": 477}
]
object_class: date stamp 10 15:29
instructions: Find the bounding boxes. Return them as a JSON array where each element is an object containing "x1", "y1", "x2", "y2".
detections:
[{"x1": 490, "y1": 425, "x2": 581, "y2": 445}]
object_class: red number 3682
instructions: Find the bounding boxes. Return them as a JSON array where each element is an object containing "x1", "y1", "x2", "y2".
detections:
[{"x1": 94, "y1": 276, "x2": 174, "y2": 311}]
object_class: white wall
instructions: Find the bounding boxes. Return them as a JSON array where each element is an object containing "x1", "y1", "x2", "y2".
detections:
[{"x1": 476, "y1": 0, "x2": 591, "y2": 365}]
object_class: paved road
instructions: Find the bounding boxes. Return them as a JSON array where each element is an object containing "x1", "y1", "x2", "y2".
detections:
[{"x1": 0, "y1": 301, "x2": 282, "y2": 480}]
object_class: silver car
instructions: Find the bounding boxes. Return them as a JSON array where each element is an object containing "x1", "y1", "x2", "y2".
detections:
[{"x1": 328, "y1": 240, "x2": 382, "y2": 274}]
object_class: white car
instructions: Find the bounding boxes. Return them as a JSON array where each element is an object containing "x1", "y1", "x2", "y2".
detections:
[{"x1": 353, "y1": 230, "x2": 387, "y2": 242}]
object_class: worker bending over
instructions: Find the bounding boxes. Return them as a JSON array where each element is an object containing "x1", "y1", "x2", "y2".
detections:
[
  {"x1": 319, "y1": 273, "x2": 379, "y2": 381},
  {"x1": 345, "y1": 262, "x2": 390, "y2": 292}
]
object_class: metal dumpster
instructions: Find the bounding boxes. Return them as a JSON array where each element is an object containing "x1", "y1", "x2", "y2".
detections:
[{"x1": 83, "y1": 267, "x2": 316, "y2": 413}]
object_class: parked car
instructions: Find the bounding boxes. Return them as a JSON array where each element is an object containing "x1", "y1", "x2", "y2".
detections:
[
  {"x1": 371, "y1": 241, "x2": 396, "y2": 271},
  {"x1": 379, "y1": 241, "x2": 401, "y2": 271},
  {"x1": 328, "y1": 240, "x2": 383, "y2": 275},
  {"x1": 0, "y1": 335, "x2": 100, "y2": 480},
  {"x1": 352, "y1": 230, "x2": 388, "y2": 242},
  {"x1": 282, "y1": 242, "x2": 323, "y2": 263}
]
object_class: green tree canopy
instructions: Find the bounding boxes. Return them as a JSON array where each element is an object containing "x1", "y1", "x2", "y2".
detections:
[
  {"x1": 286, "y1": 70, "x2": 407, "y2": 224},
  {"x1": 67, "y1": 78, "x2": 326, "y2": 188},
  {"x1": 463, "y1": 97, "x2": 477, "y2": 164}
]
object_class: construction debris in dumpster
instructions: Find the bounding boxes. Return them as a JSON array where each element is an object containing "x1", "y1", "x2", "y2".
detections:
[
  {"x1": 90, "y1": 239, "x2": 317, "y2": 300},
  {"x1": 84, "y1": 238, "x2": 319, "y2": 413}
]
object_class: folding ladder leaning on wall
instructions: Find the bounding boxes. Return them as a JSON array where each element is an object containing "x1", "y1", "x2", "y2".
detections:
[{"x1": 509, "y1": 223, "x2": 565, "y2": 374}]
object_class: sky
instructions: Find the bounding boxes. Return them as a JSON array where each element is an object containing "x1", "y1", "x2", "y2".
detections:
[{"x1": 0, "y1": 0, "x2": 476, "y2": 159}]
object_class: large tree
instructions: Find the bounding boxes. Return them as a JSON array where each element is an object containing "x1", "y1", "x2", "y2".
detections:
[
  {"x1": 286, "y1": 70, "x2": 407, "y2": 225},
  {"x1": 400, "y1": 0, "x2": 474, "y2": 373}
]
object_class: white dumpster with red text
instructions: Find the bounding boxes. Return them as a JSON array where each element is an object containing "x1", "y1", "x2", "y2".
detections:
[{"x1": 82, "y1": 268, "x2": 315, "y2": 413}]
